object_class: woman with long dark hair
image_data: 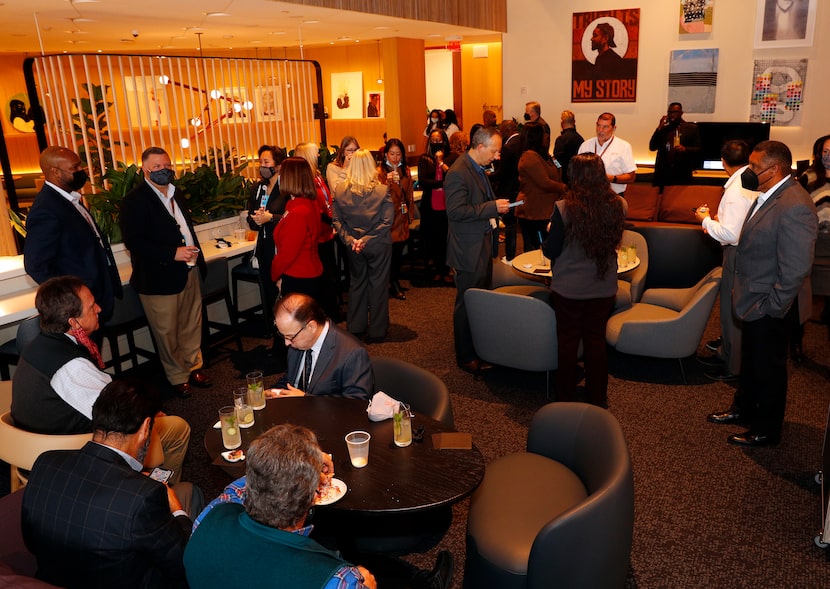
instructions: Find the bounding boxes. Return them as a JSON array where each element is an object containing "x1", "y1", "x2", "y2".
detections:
[
  {"x1": 418, "y1": 129, "x2": 454, "y2": 285},
  {"x1": 542, "y1": 153, "x2": 626, "y2": 407},
  {"x1": 378, "y1": 137, "x2": 415, "y2": 300},
  {"x1": 333, "y1": 150, "x2": 394, "y2": 341},
  {"x1": 271, "y1": 158, "x2": 324, "y2": 302},
  {"x1": 516, "y1": 122, "x2": 566, "y2": 251}
]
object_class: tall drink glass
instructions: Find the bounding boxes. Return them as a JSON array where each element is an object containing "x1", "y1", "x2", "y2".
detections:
[
  {"x1": 246, "y1": 371, "x2": 266, "y2": 410},
  {"x1": 393, "y1": 403, "x2": 412, "y2": 447},
  {"x1": 234, "y1": 387, "x2": 255, "y2": 428},
  {"x1": 219, "y1": 406, "x2": 241, "y2": 449}
]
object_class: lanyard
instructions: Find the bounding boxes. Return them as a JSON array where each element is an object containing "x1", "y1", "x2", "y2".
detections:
[{"x1": 595, "y1": 136, "x2": 615, "y2": 159}]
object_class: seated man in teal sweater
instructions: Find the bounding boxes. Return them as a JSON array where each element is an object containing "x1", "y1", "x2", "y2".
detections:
[{"x1": 185, "y1": 424, "x2": 376, "y2": 588}]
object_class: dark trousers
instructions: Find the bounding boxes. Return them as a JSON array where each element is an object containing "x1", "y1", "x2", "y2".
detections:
[
  {"x1": 518, "y1": 218, "x2": 549, "y2": 252},
  {"x1": 346, "y1": 241, "x2": 391, "y2": 338},
  {"x1": 390, "y1": 241, "x2": 406, "y2": 284},
  {"x1": 551, "y1": 292, "x2": 616, "y2": 407},
  {"x1": 502, "y1": 209, "x2": 517, "y2": 260},
  {"x1": 453, "y1": 254, "x2": 493, "y2": 364},
  {"x1": 734, "y1": 311, "x2": 791, "y2": 438}
]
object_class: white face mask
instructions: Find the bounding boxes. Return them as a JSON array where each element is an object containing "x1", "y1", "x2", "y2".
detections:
[{"x1": 431, "y1": 117, "x2": 438, "y2": 124}]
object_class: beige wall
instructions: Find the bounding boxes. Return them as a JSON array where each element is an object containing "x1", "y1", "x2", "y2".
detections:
[{"x1": 503, "y1": 0, "x2": 830, "y2": 164}]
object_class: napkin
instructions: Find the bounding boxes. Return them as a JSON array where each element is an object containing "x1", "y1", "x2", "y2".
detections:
[{"x1": 367, "y1": 391, "x2": 403, "y2": 422}]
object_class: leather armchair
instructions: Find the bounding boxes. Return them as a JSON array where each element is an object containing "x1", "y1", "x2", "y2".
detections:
[{"x1": 464, "y1": 402, "x2": 634, "y2": 589}]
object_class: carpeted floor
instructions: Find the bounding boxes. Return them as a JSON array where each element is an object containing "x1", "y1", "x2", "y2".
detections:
[{"x1": 5, "y1": 274, "x2": 830, "y2": 587}]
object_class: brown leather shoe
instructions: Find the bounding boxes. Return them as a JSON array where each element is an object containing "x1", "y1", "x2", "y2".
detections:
[
  {"x1": 189, "y1": 370, "x2": 213, "y2": 388},
  {"x1": 457, "y1": 359, "x2": 493, "y2": 375},
  {"x1": 173, "y1": 383, "x2": 192, "y2": 398}
]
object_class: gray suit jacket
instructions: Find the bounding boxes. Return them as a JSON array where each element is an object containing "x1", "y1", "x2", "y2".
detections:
[
  {"x1": 445, "y1": 153, "x2": 500, "y2": 272},
  {"x1": 276, "y1": 323, "x2": 373, "y2": 399},
  {"x1": 734, "y1": 177, "x2": 818, "y2": 322}
]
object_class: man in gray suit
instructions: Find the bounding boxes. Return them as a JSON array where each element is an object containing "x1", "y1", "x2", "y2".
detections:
[
  {"x1": 445, "y1": 126, "x2": 510, "y2": 373},
  {"x1": 708, "y1": 140, "x2": 818, "y2": 447},
  {"x1": 269, "y1": 293, "x2": 372, "y2": 399}
]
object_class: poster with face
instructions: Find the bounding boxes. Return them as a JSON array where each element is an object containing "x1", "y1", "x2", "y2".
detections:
[{"x1": 571, "y1": 9, "x2": 640, "y2": 103}]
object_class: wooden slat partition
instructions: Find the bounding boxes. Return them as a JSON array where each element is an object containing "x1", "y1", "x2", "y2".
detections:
[{"x1": 283, "y1": 0, "x2": 507, "y2": 32}]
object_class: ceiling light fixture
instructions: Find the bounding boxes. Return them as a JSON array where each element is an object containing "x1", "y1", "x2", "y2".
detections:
[{"x1": 205, "y1": 12, "x2": 230, "y2": 17}]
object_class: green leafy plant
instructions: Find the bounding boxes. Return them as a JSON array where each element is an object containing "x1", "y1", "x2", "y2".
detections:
[
  {"x1": 9, "y1": 208, "x2": 26, "y2": 238},
  {"x1": 87, "y1": 162, "x2": 141, "y2": 243},
  {"x1": 175, "y1": 161, "x2": 252, "y2": 224},
  {"x1": 71, "y1": 83, "x2": 126, "y2": 181}
]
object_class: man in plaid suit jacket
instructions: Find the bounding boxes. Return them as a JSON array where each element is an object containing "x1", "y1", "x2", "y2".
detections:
[{"x1": 21, "y1": 379, "x2": 196, "y2": 589}]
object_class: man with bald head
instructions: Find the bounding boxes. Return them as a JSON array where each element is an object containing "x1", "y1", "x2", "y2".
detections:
[{"x1": 24, "y1": 146, "x2": 122, "y2": 321}]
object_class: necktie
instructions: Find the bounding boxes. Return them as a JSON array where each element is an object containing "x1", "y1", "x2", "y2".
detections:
[
  {"x1": 303, "y1": 349, "x2": 313, "y2": 390},
  {"x1": 745, "y1": 196, "x2": 761, "y2": 223}
]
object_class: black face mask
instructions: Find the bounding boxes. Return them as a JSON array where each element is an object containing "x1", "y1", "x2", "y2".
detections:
[
  {"x1": 149, "y1": 168, "x2": 175, "y2": 186},
  {"x1": 741, "y1": 166, "x2": 772, "y2": 191},
  {"x1": 259, "y1": 166, "x2": 277, "y2": 180},
  {"x1": 523, "y1": 113, "x2": 531, "y2": 121},
  {"x1": 67, "y1": 169, "x2": 88, "y2": 191}
]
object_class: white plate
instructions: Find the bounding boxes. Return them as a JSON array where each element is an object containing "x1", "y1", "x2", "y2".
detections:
[
  {"x1": 315, "y1": 477, "x2": 347, "y2": 505},
  {"x1": 213, "y1": 420, "x2": 221, "y2": 429},
  {"x1": 221, "y1": 450, "x2": 246, "y2": 463}
]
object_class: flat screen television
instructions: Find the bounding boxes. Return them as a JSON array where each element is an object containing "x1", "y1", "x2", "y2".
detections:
[{"x1": 695, "y1": 122, "x2": 771, "y2": 170}]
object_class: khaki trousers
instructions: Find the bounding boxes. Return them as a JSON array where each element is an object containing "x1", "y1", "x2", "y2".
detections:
[{"x1": 139, "y1": 270, "x2": 203, "y2": 386}]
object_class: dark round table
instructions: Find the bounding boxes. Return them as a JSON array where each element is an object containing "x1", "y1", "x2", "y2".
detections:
[{"x1": 204, "y1": 396, "x2": 485, "y2": 515}]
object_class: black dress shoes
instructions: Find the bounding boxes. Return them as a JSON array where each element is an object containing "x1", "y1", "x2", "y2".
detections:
[
  {"x1": 705, "y1": 337, "x2": 723, "y2": 352},
  {"x1": 705, "y1": 369, "x2": 738, "y2": 381},
  {"x1": 457, "y1": 359, "x2": 493, "y2": 374},
  {"x1": 696, "y1": 354, "x2": 724, "y2": 367},
  {"x1": 707, "y1": 409, "x2": 743, "y2": 424},
  {"x1": 173, "y1": 383, "x2": 192, "y2": 399},
  {"x1": 189, "y1": 370, "x2": 213, "y2": 388},
  {"x1": 727, "y1": 431, "x2": 779, "y2": 447}
]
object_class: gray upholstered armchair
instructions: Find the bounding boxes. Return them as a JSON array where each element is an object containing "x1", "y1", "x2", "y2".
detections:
[
  {"x1": 606, "y1": 266, "x2": 722, "y2": 382},
  {"x1": 464, "y1": 288, "x2": 558, "y2": 396},
  {"x1": 615, "y1": 229, "x2": 649, "y2": 313},
  {"x1": 464, "y1": 402, "x2": 634, "y2": 589}
]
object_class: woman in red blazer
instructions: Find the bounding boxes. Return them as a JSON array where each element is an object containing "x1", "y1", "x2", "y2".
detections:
[{"x1": 271, "y1": 158, "x2": 325, "y2": 303}]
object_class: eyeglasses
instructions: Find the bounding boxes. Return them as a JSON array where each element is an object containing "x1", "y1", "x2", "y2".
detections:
[{"x1": 276, "y1": 322, "x2": 309, "y2": 342}]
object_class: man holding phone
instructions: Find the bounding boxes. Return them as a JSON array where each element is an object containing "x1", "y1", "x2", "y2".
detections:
[{"x1": 22, "y1": 380, "x2": 200, "y2": 589}]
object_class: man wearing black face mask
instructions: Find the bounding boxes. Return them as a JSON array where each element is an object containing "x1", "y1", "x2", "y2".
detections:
[
  {"x1": 707, "y1": 140, "x2": 817, "y2": 447},
  {"x1": 120, "y1": 147, "x2": 210, "y2": 398},
  {"x1": 24, "y1": 146, "x2": 123, "y2": 322}
]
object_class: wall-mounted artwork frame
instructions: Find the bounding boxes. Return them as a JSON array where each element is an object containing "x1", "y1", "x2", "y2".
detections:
[
  {"x1": 330, "y1": 72, "x2": 363, "y2": 120},
  {"x1": 754, "y1": 0, "x2": 816, "y2": 48},
  {"x1": 680, "y1": 0, "x2": 714, "y2": 35},
  {"x1": 366, "y1": 91, "x2": 383, "y2": 118},
  {"x1": 254, "y1": 85, "x2": 283, "y2": 122}
]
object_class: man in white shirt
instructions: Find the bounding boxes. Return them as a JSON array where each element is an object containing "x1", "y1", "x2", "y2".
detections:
[
  {"x1": 695, "y1": 140, "x2": 757, "y2": 381},
  {"x1": 578, "y1": 112, "x2": 636, "y2": 195},
  {"x1": 11, "y1": 275, "x2": 191, "y2": 482}
]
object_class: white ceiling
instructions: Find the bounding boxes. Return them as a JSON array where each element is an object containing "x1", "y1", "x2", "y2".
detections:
[{"x1": 0, "y1": 0, "x2": 498, "y2": 55}]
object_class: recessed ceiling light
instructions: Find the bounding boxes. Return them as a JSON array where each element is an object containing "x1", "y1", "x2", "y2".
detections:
[
  {"x1": 206, "y1": 12, "x2": 230, "y2": 17},
  {"x1": 249, "y1": 40, "x2": 263, "y2": 44},
  {"x1": 303, "y1": 20, "x2": 319, "y2": 24},
  {"x1": 337, "y1": 36, "x2": 351, "y2": 41},
  {"x1": 375, "y1": 26, "x2": 390, "y2": 30},
  {"x1": 270, "y1": 31, "x2": 286, "y2": 35},
  {"x1": 72, "y1": 18, "x2": 96, "y2": 23}
]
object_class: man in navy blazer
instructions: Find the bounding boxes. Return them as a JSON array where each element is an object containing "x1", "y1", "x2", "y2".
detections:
[
  {"x1": 24, "y1": 146, "x2": 122, "y2": 321},
  {"x1": 270, "y1": 293, "x2": 372, "y2": 399},
  {"x1": 21, "y1": 379, "x2": 195, "y2": 589},
  {"x1": 120, "y1": 147, "x2": 211, "y2": 398},
  {"x1": 445, "y1": 126, "x2": 509, "y2": 373},
  {"x1": 708, "y1": 141, "x2": 818, "y2": 447}
]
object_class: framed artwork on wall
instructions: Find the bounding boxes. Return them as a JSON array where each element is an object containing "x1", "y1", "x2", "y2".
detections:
[
  {"x1": 680, "y1": 0, "x2": 714, "y2": 35},
  {"x1": 749, "y1": 58, "x2": 807, "y2": 126},
  {"x1": 571, "y1": 9, "x2": 640, "y2": 103},
  {"x1": 668, "y1": 49, "x2": 718, "y2": 113},
  {"x1": 330, "y1": 72, "x2": 363, "y2": 120},
  {"x1": 254, "y1": 85, "x2": 283, "y2": 122},
  {"x1": 366, "y1": 92, "x2": 383, "y2": 118},
  {"x1": 754, "y1": 0, "x2": 816, "y2": 48}
]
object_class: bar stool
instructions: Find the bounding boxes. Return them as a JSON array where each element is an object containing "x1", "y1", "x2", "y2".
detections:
[
  {"x1": 201, "y1": 257, "x2": 243, "y2": 366},
  {"x1": 231, "y1": 257, "x2": 272, "y2": 336},
  {"x1": 100, "y1": 285, "x2": 158, "y2": 376}
]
